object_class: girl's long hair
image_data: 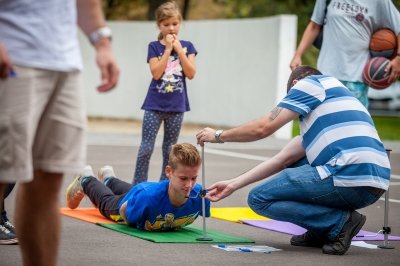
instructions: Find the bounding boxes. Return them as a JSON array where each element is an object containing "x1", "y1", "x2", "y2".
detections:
[{"x1": 156, "y1": 1, "x2": 183, "y2": 40}]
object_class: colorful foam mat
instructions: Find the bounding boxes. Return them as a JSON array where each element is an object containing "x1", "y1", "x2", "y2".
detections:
[
  {"x1": 210, "y1": 207, "x2": 269, "y2": 223},
  {"x1": 60, "y1": 207, "x2": 254, "y2": 243},
  {"x1": 242, "y1": 220, "x2": 400, "y2": 241},
  {"x1": 60, "y1": 207, "x2": 114, "y2": 224},
  {"x1": 97, "y1": 223, "x2": 254, "y2": 243},
  {"x1": 210, "y1": 207, "x2": 400, "y2": 241}
]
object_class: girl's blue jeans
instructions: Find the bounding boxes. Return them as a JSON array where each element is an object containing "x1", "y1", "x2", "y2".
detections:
[{"x1": 247, "y1": 157, "x2": 383, "y2": 240}]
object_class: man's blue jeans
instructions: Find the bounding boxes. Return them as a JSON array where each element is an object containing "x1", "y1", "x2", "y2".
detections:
[{"x1": 247, "y1": 158, "x2": 383, "y2": 240}]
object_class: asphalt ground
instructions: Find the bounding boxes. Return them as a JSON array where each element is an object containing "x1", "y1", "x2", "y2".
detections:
[{"x1": 1, "y1": 119, "x2": 399, "y2": 266}]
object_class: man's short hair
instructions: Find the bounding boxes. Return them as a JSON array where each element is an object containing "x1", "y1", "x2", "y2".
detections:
[
  {"x1": 168, "y1": 143, "x2": 201, "y2": 170},
  {"x1": 287, "y1": 66, "x2": 322, "y2": 92}
]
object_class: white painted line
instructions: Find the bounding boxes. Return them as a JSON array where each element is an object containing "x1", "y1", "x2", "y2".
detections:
[
  {"x1": 391, "y1": 174, "x2": 400, "y2": 180},
  {"x1": 204, "y1": 148, "x2": 270, "y2": 161},
  {"x1": 379, "y1": 197, "x2": 400, "y2": 203}
]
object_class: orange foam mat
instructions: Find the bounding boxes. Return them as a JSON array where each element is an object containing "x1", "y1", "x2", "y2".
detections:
[{"x1": 60, "y1": 207, "x2": 114, "y2": 224}]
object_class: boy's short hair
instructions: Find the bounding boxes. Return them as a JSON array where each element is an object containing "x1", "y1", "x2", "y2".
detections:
[
  {"x1": 287, "y1": 65, "x2": 322, "y2": 92},
  {"x1": 168, "y1": 143, "x2": 201, "y2": 170}
]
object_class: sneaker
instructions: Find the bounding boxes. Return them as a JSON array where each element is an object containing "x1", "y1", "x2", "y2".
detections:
[
  {"x1": 290, "y1": 230, "x2": 326, "y2": 248},
  {"x1": 98, "y1": 165, "x2": 115, "y2": 183},
  {"x1": 3, "y1": 220, "x2": 16, "y2": 234},
  {"x1": 66, "y1": 166, "x2": 94, "y2": 209},
  {"x1": 0, "y1": 223, "x2": 18, "y2": 245},
  {"x1": 322, "y1": 211, "x2": 366, "y2": 255}
]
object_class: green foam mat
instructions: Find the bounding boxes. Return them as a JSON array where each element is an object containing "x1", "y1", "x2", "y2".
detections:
[{"x1": 97, "y1": 223, "x2": 254, "y2": 243}]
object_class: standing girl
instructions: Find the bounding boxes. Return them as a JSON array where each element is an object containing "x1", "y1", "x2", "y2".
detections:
[{"x1": 133, "y1": 1, "x2": 197, "y2": 185}]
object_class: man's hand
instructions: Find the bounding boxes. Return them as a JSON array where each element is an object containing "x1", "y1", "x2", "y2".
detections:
[
  {"x1": 196, "y1": 127, "x2": 217, "y2": 146},
  {"x1": 387, "y1": 55, "x2": 400, "y2": 83},
  {"x1": 94, "y1": 39, "x2": 120, "y2": 93},
  {"x1": 206, "y1": 180, "x2": 236, "y2": 202}
]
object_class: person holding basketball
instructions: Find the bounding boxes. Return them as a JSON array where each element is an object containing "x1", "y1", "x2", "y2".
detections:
[
  {"x1": 196, "y1": 65, "x2": 390, "y2": 255},
  {"x1": 132, "y1": 1, "x2": 197, "y2": 185},
  {"x1": 289, "y1": 0, "x2": 400, "y2": 108}
]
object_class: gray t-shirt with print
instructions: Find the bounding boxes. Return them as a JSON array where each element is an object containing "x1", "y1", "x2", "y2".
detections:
[{"x1": 312, "y1": 0, "x2": 400, "y2": 82}]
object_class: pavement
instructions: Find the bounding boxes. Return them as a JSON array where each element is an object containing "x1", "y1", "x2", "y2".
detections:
[{"x1": 1, "y1": 118, "x2": 399, "y2": 266}]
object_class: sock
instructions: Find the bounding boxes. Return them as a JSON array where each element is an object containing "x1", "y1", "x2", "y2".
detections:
[
  {"x1": 104, "y1": 177, "x2": 113, "y2": 186},
  {"x1": 80, "y1": 176, "x2": 91, "y2": 187}
]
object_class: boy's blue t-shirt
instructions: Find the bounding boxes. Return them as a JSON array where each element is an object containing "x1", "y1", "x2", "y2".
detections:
[
  {"x1": 119, "y1": 181, "x2": 210, "y2": 231},
  {"x1": 141, "y1": 40, "x2": 197, "y2": 113}
]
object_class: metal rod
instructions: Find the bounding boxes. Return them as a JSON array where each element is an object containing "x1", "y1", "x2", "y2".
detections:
[
  {"x1": 196, "y1": 145, "x2": 213, "y2": 241},
  {"x1": 378, "y1": 149, "x2": 394, "y2": 249}
]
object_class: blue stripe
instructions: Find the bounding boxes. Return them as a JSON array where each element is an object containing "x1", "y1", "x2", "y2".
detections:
[
  {"x1": 325, "y1": 87, "x2": 354, "y2": 98},
  {"x1": 303, "y1": 111, "x2": 375, "y2": 147},
  {"x1": 278, "y1": 101, "x2": 308, "y2": 116},
  {"x1": 310, "y1": 136, "x2": 385, "y2": 165},
  {"x1": 337, "y1": 163, "x2": 390, "y2": 180}
]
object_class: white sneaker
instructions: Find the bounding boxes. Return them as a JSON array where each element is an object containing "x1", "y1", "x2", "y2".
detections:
[
  {"x1": 65, "y1": 166, "x2": 94, "y2": 209},
  {"x1": 98, "y1": 165, "x2": 115, "y2": 183}
]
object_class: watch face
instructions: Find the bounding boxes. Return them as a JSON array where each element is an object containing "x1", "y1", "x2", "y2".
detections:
[
  {"x1": 90, "y1": 27, "x2": 112, "y2": 44},
  {"x1": 215, "y1": 130, "x2": 224, "y2": 143}
]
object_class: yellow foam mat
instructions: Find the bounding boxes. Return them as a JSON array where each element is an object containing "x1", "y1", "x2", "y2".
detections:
[{"x1": 210, "y1": 207, "x2": 269, "y2": 223}]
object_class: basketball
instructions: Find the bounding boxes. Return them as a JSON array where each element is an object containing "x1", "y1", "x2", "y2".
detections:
[
  {"x1": 362, "y1": 57, "x2": 392, "y2": 90},
  {"x1": 369, "y1": 28, "x2": 397, "y2": 59}
]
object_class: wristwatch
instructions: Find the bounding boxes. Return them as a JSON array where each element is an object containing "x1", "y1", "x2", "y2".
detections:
[
  {"x1": 89, "y1": 26, "x2": 112, "y2": 45},
  {"x1": 215, "y1": 130, "x2": 224, "y2": 143}
]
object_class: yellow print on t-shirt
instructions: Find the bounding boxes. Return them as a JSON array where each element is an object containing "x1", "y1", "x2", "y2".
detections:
[{"x1": 144, "y1": 212, "x2": 197, "y2": 231}]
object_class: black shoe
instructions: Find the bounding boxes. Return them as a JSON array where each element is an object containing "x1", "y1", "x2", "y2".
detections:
[
  {"x1": 322, "y1": 211, "x2": 366, "y2": 255},
  {"x1": 290, "y1": 231, "x2": 326, "y2": 248}
]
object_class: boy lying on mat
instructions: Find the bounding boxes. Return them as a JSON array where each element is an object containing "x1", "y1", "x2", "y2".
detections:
[{"x1": 66, "y1": 143, "x2": 210, "y2": 231}]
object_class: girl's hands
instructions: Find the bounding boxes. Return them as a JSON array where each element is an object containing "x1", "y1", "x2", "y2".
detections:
[
  {"x1": 171, "y1": 34, "x2": 183, "y2": 54},
  {"x1": 164, "y1": 34, "x2": 184, "y2": 55},
  {"x1": 164, "y1": 34, "x2": 174, "y2": 52}
]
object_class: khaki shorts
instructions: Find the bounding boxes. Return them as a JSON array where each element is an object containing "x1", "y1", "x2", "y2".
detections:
[{"x1": 0, "y1": 65, "x2": 86, "y2": 182}]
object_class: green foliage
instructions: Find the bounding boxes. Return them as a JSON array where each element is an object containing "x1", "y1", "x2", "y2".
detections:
[{"x1": 292, "y1": 116, "x2": 400, "y2": 140}]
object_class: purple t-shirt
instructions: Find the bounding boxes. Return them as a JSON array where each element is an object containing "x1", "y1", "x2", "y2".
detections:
[{"x1": 141, "y1": 40, "x2": 197, "y2": 112}]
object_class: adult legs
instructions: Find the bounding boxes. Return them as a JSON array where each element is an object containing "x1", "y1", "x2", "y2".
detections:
[
  {"x1": 159, "y1": 112, "x2": 184, "y2": 181},
  {"x1": 0, "y1": 184, "x2": 4, "y2": 223},
  {"x1": 133, "y1": 110, "x2": 163, "y2": 185},
  {"x1": 1, "y1": 183, "x2": 15, "y2": 219},
  {"x1": 247, "y1": 163, "x2": 381, "y2": 241},
  {"x1": 15, "y1": 170, "x2": 63, "y2": 266}
]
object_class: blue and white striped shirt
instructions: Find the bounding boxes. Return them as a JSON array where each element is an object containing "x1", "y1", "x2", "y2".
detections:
[{"x1": 278, "y1": 75, "x2": 390, "y2": 190}]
